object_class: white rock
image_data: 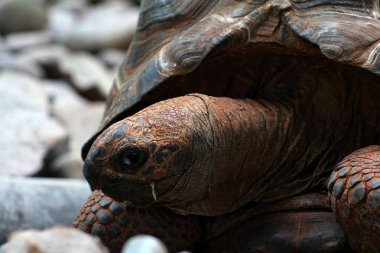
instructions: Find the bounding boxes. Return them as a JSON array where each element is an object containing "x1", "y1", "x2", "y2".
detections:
[
  {"x1": 0, "y1": 71, "x2": 67, "y2": 176},
  {"x1": 65, "y1": 1, "x2": 139, "y2": 50},
  {"x1": 48, "y1": 7, "x2": 77, "y2": 43},
  {"x1": 58, "y1": 52, "x2": 113, "y2": 100},
  {"x1": 51, "y1": 0, "x2": 87, "y2": 11},
  {"x1": 99, "y1": 48, "x2": 126, "y2": 69},
  {"x1": 17, "y1": 44, "x2": 68, "y2": 78},
  {"x1": 4, "y1": 30, "x2": 52, "y2": 51},
  {"x1": 1, "y1": 227, "x2": 108, "y2": 253},
  {"x1": 122, "y1": 235, "x2": 168, "y2": 253},
  {"x1": 0, "y1": 177, "x2": 91, "y2": 244},
  {"x1": 46, "y1": 81, "x2": 105, "y2": 177},
  {"x1": 0, "y1": 50, "x2": 43, "y2": 77}
]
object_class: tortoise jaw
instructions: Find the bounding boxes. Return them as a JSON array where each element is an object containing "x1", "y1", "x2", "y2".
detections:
[{"x1": 100, "y1": 180, "x2": 156, "y2": 207}]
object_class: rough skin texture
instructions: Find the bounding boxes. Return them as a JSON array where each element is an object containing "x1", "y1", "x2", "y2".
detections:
[
  {"x1": 72, "y1": 190, "x2": 202, "y2": 253},
  {"x1": 84, "y1": 88, "x2": 380, "y2": 217},
  {"x1": 80, "y1": 93, "x2": 380, "y2": 252},
  {"x1": 77, "y1": 1, "x2": 380, "y2": 252},
  {"x1": 328, "y1": 146, "x2": 380, "y2": 253},
  {"x1": 73, "y1": 191, "x2": 350, "y2": 253}
]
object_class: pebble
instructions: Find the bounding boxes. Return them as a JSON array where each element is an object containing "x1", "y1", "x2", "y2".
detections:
[
  {"x1": 0, "y1": 227, "x2": 108, "y2": 253},
  {"x1": 99, "y1": 48, "x2": 126, "y2": 69},
  {"x1": 64, "y1": 1, "x2": 139, "y2": 50},
  {"x1": 0, "y1": 0, "x2": 137, "y2": 251},
  {"x1": 46, "y1": 81, "x2": 105, "y2": 177},
  {"x1": 0, "y1": 50, "x2": 44, "y2": 77},
  {"x1": 48, "y1": 7, "x2": 77, "y2": 44},
  {"x1": 0, "y1": 71, "x2": 67, "y2": 176},
  {"x1": 0, "y1": 177, "x2": 91, "y2": 244},
  {"x1": 4, "y1": 30, "x2": 51, "y2": 51},
  {"x1": 58, "y1": 52, "x2": 113, "y2": 100},
  {"x1": 0, "y1": 0, "x2": 48, "y2": 34},
  {"x1": 122, "y1": 235, "x2": 168, "y2": 253}
]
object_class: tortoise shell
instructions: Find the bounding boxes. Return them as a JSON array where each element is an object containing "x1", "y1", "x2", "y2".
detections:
[{"x1": 82, "y1": 0, "x2": 380, "y2": 157}]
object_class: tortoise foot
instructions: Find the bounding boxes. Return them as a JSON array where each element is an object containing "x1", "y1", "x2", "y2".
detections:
[
  {"x1": 72, "y1": 190, "x2": 202, "y2": 253},
  {"x1": 328, "y1": 146, "x2": 380, "y2": 253}
]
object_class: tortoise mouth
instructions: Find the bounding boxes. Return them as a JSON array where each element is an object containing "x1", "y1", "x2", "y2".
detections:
[
  {"x1": 98, "y1": 180, "x2": 154, "y2": 206},
  {"x1": 96, "y1": 171, "x2": 183, "y2": 207}
]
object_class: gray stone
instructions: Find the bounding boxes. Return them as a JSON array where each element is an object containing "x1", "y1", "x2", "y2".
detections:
[
  {"x1": 0, "y1": 71, "x2": 67, "y2": 176},
  {"x1": 65, "y1": 1, "x2": 139, "y2": 50},
  {"x1": 0, "y1": 51, "x2": 43, "y2": 77},
  {"x1": 4, "y1": 30, "x2": 51, "y2": 51},
  {"x1": 0, "y1": 0, "x2": 48, "y2": 34},
  {"x1": 51, "y1": 0, "x2": 87, "y2": 12},
  {"x1": 122, "y1": 235, "x2": 168, "y2": 253},
  {"x1": 45, "y1": 81, "x2": 105, "y2": 177},
  {"x1": 1, "y1": 227, "x2": 108, "y2": 253},
  {"x1": 48, "y1": 7, "x2": 77, "y2": 44},
  {"x1": 0, "y1": 36, "x2": 5, "y2": 50},
  {"x1": 0, "y1": 177, "x2": 91, "y2": 244},
  {"x1": 58, "y1": 52, "x2": 113, "y2": 100},
  {"x1": 17, "y1": 45, "x2": 68, "y2": 78},
  {"x1": 99, "y1": 49, "x2": 126, "y2": 69}
]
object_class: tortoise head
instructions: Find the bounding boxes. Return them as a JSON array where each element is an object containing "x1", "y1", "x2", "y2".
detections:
[{"x1": 83, "y1": 95, "x2": 208, "y2": 207}]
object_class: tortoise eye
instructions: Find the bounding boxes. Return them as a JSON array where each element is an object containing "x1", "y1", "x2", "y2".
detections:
[{"x1": 117, "y1": 148, "x2": 147, "y2": 172}]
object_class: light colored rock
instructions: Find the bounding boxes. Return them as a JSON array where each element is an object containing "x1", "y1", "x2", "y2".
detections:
[
  {"x1": 122, "y1": 235, "x2": 168, "y2": 253},
  {"x1": 51, "y1": 0, "x2": 87, "y2": 11},
  {"x1": 46, "y1": 81, "x2": 105, "y2": 177},
  {"x1": 0, "y1": 0, "x2": 48, "y2": 34},
  {"x1": 0, "y1": 71, "x2": 67, "y2": 176},
  {"x1": 48, "y1": 7, "x2": 77, "y2": 43},
  {"x1": 58, "y1": 52, "x2": 113, "y2": 100},
  {"x1": 0, "y1": 177, "x2": 91, "y2": 244},
  {"x1": 99, "y1": 48, "x2": 126, "y2": 69},
  {"x1": 1, "y1": 227, "x2": 108, "y2": 253},
  {"x1": 0, "y1": 50, "x2": 43, "y2": 77},
  {"x1": 0, "y1": 36, "x2": 5, "y2": 50},
  {"x1": 4, "y1": 31, "x2": 52, "y2": 51},
  {"x1": 17, "y1": 44, "x2": 68, "y2": 78},
  {"x1": 65, "y1": 1, "x2": 139, "y2": 50},
  {"x1": 18, "y1": 44, "x2": 67, "y2": 64}
]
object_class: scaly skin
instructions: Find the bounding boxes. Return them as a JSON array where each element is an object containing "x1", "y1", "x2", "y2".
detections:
[
  {"x1": 82, "y1": 91, "x2": 380, "y2": 252},
  {"x1": 83, "y1": 91, "x2": 379, "y2": 216},
  {"x1": 73, "y1": 191, "x2": 350, "y2": 253},
  {"x1": 328, "y1": 146, "x2": 380, "y2": 253},
  {"x1": 72, "y1": 190, "x2": 202, "y2": 253}
]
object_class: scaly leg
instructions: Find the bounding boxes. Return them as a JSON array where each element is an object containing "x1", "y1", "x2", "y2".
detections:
[
  {"x1": 328, "y1": 146, "x2": 380, "y2": 253},
  {"x1": 72, "y1": 190, "x2": 202, "y2": 253}
]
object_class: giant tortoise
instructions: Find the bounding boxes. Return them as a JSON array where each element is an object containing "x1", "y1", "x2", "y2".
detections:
[{"x1": 73, "y1": 0, "x2": 380, "y2": 252}]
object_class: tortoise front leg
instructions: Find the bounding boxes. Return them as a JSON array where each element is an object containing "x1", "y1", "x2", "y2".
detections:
[
  {"x1": 72, "y1": 190, "x2": 202, "y2": 253},
  {"x1": 328, "y1": 146, "x2": 380, "y2": 253}
]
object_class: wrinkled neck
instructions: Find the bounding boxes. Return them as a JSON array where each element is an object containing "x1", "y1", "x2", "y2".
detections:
[{"x1": 166, "y1": 94, "x2": 293, "y2": 215}]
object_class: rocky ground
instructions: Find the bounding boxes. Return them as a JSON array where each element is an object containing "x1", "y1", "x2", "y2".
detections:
[{"x1": 0, "y1": 0, "x2": 167, "y2": 252}]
